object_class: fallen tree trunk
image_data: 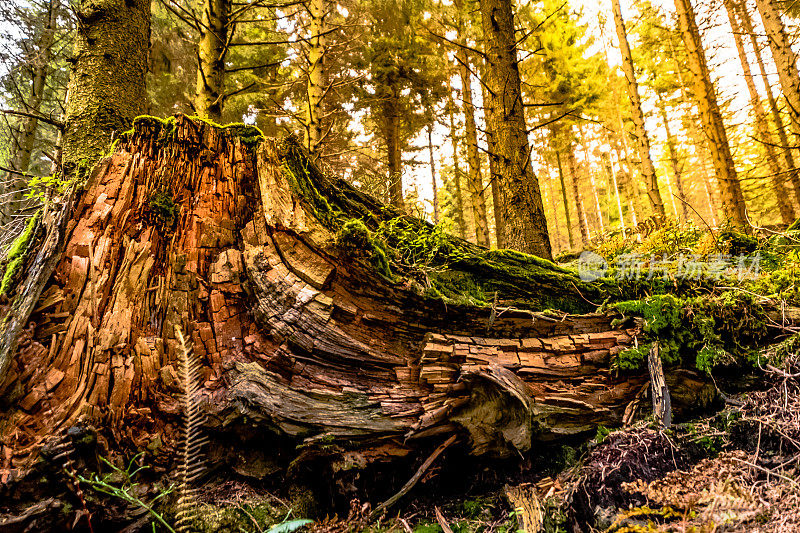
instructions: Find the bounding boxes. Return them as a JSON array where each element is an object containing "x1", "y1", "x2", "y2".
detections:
[{"x1": 0, "y1": 115, "x2": 718, "y2": 485}]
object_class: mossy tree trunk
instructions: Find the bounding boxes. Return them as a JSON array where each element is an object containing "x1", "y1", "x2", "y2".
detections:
[
  {"x1": 0, "y1": 116, "x2": 723, "y2": 487},
  {"x1": 62, "y1": 0, "x2": 149, "y2": 174},
  {"x1": 611, "y1": 0, "x2": 665, "y2": 218},
  {"x1": 479, "y1": 0, "x2": 551, "y2": 259}
]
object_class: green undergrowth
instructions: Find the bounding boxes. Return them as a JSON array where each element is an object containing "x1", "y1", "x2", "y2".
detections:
[
  {"x1": 610, "y1": 291, "x2": 769, "y2": 373},
  {"x1": 0, "y1": 210, "x2": 40, "y2": 296}
]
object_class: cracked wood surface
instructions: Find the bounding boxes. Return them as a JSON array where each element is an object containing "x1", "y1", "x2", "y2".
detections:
[{"x1": 0, "y1": 115, "x2": 715, "y2": 482}]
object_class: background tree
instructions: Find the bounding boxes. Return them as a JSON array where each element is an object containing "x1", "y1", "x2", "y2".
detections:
[{"x1": 480, "y1": 0, "x2": 551, "y2": 258}]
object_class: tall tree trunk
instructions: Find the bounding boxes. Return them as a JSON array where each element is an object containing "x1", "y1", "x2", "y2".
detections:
[
  {"x1": 611, "y1": 0, "x2": 665, "y2": 217},
  {"x1": 479, "y1": 78, "x2": 504, "y2": 248},
  {"x1": 62, "y1": 0, "x2": 149, "y2": 173},
  {"x1": 673, "y1": 0, "x2": 748, "y2": 228},
  {"x1": 194, "y1": 0, "x2": 229, "y2": 122},
  {"x1": 447, "y1": 82, "x2": 468, "y2": 239},
  {"x1": 555, "y1": 150, "x2": 575, "y2": 249},
  {"x1": 666, "y1": 36, "x2": 722, "y2": 225},
  {"x1": 608, "y1": 70, "x2": 646, "y2": 222},
  {"x1": 724, "y1": 0, "x2": 794, "y2": 224},
  {"x1": 566, "y1": 142, "x2": 590, "y2": 246},
  {"x1": 427, "y1": 123, "x2": 439, "y2": 224},
  {"x1": 655, "y1": 95, "x2": 691, "y2": 223},
  {"x1": 305, "y1": 0, "x2": 328, "y2": 155},
  {"x1": 753, "y1": 0, "x2": 800, "y2": 143},
  {"x1": 737, "y1": 0, "x2": 800, "y2": 210},
  {"x1": 458, "y1": 49, "x2": 490, "y2": 247},
  {"x1": 383, "y1": 93, "x2": 405, "y2": 210},
  {"x1": 1, "y1": 0, "x2": 59, "y2": 227},
  {"x1": 479, "y1": 0, "x2": 552, "y2": 259}
]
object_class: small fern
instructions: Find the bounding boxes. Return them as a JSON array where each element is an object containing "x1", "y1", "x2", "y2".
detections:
[{"x1": 174, "y1": 326, "x2": 208, "y2": 533}]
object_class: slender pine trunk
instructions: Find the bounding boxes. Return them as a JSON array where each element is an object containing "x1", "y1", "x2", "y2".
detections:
[
  {"x1": 611, "y1": 0, "x2": 665, "y2": 216},
  {"x1": 458, "y1": 48, "x2": 490, "y2": 247},
  {"x1": 673, "y1": 0, "x2": 748, "y2": 228}
]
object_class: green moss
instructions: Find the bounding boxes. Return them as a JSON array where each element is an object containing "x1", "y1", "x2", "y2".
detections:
[
  {"x1": 184, "y1": 499, "x2": 285, "y2": 533},
  {"x1": 148, "y1": 189, "x2": 178, "y2": 230},
  {"x1": 1, "y1": 211, "x2": 40, "y2": 296},
  {"x1": 224, "y1": 122, "x2": 265, "y2": 147},
  {"x1": 717, "y1": 226, "x2": 758, "y2": 256},
  {"x1": 336, "y1": 219, "x2": 392, "y2": 279},
  {"x1": 612, "y1": 292, "x2": 769, "y2": 373}
]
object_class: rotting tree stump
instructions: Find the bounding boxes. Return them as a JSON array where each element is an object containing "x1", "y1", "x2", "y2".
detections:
[{"x1": 0, "y1": 115, "x2": 717, "y2": 486}]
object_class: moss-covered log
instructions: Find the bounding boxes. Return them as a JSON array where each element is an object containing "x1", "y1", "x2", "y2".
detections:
[{"x1": 0, "y1": 116, "x2": 753, "y2": 492}]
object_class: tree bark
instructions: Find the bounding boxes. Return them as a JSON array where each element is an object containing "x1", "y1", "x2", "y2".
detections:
[
  {"x1": 602, "y1": 151, "x2": 626, "y2": 233},
  {"x1": 0, "y1": 116, "x2": 719, "y2": 481},
  {"x1": 566, "y1": 140, "x2": 590, "y2": 246},
  {"x1": 427, "y1": 122, "x2": 439, "y2": 224},
  {"x1": 737, "y1": 0, "x2": 800, "y2": 211},
  {"x1": 62, "y1": 0, "x2": 149, "y2": 173},
  {"x1": 578, "y1": 125, "x2": 605, "y2": 233},
  {"x1": 457, "y1": 48, "x2": 490, "y2": 248},
  {"x1": 724, "y1": 0, "x2": 794, "y2": 224},
  {"x1": 753, "y1": 0, "x2": 800, "y2": 144},
  {"x1": 194, "y1": 0, "x2": 229, "y2": 122},
  {"x1": 611, "y1": 0, "x2": 665, "y2": 217},
  {"x1": 382, "y1": 92, "x2": 405, "y2": 210},
  {"x1": 673, "y1": 0, "x2": 748, "y2": 228},
  {"x1": 304, "y1": 0, "x2": 328, "y2": 155},
  {"x1": 480, "y1": 78, "x2": 504, "y2": 249},
  {"x1": 447, "y1": 82, "x2": 468, "y2": 239},
  {"x1": 479, "y1": 0, "x2": 551, "y2": 259}
]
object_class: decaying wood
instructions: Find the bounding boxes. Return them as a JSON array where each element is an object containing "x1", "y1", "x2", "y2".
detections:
[
  {"x1": 647, "y1": 343, "x2": 672, "y2": 429},
  {"x1": 0, "y1": 116, "x2": 717, "y2": 485}
]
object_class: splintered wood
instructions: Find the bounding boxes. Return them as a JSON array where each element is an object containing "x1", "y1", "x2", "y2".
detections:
[{"x1": 0, "y1": 116, "x2": 716, "y2": 479}]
